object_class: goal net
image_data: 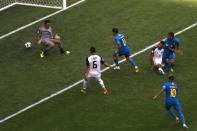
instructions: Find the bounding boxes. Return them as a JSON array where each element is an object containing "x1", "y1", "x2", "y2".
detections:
[{"x1": 0, "y1": 0, "x2": 67, "y2": 11}]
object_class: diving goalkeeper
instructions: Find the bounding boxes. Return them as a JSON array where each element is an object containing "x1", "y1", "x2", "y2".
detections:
[{"x1": 37, "y1": 20, "x2": 65, "y2": 58}]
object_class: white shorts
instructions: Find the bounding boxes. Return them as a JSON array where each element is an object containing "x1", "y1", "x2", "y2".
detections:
[
  {"x1": 41, "y1": 39, "x2": 52, "y2": 45},
  {"x1": 153, "y1": 58, "x2": 162, "y2": 65},
  {"x1": 87, "y1": 72, "x2": 101, "y2": 80}
]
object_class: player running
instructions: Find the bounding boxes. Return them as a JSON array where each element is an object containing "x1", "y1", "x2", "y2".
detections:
[
  {"x1": 163, "y1": 32, "x2": 182, "y2": 72},
  {"x1": 153, "y1": 75, "x2": 188, "y2": 129},
  {"x1": 81, "y1": 46, "x2": 111, "y2": 95},
  {"x1": 151, "y1": 41, "x2": 165, "y2": 75},
  {"x1": 112, "y1": 28, "x2": 139, "y2": 73},
  {"x1": 37, "y1": 20, "x2": 65, "y2": 58}
]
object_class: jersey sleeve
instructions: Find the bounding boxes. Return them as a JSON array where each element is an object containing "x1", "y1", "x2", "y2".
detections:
[
  {"x1": 86, "y1": 57, "x2": 89, "y2": 66},
  {"x1": 100, "y1": 56, "x2": 105, "y2": 64},
  {"x1": 151, "y1": 47, "x2": 156, "y2": 54},
  {"x1": 163, "y1": 38, "x2": 167, "y2": 42}
]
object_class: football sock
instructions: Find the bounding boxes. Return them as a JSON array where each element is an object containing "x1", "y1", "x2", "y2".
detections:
[
  {"x1": 158, "y1": 67, "x2": 164, "y2": 74},
  {"x1": 98, "y1": 79, "x2": 105, "y2": 89},
  {"x1": 178, "y1": 110, "x2": 186, "y2": 125},
  {"x1": 129, "y1": 59, "x2": 137, "y2": 68},
  {"x1": 43, "y1": 45, "x2": 49, "y2": 55},
  {"x1": 83, "y1": 79, "x2": 88, "y2": 89},
  {"x1": 58, "y1": 43, "x2": 65, "y2": 53},
  {"x1": 43, "y1": 50, "x2": 48, "y2": 55},
  {"x1": 114, "y1": 58, "x2": 119, "y2": 66}
]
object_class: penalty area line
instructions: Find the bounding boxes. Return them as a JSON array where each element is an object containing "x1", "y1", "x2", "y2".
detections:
[{"x1": 0, "y1": 22, "x2": 196, "y2": 124}]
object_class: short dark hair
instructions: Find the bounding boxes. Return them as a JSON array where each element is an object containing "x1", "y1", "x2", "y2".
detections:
[
  {"x1": 160, "y1": 41, "x2": 164, "y2": 45},
  {"x1": 44, "y1": 20, "x2": 51, "y2": 24},
  {"x1": 112, "y1": 28, "x2": 119, "y2": 33},
  {"x1": 168, "y1": 32, "x2": 174, "y2": 38},
  {"x1": 90, "y1": 46, "x2": 96, "y2": 53},
  {"x1": 169, "y1": 75, "x2": 174, "y2": 81}
]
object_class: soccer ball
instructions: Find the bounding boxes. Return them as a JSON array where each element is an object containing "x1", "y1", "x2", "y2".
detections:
[{"x1": 25, "y1": 42, "x2": 32, "y2": 48}]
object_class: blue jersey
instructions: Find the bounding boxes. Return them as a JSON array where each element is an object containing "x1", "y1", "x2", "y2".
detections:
[
  {"x1": 162, "y1": 82, "x2": 179, "y2": 102},
  {"x1": 163, "y1": 37, "x2": 180, "y2": 54},
  {"x1": 114, "y1": 34, "x2": 130, "y2": 53}
]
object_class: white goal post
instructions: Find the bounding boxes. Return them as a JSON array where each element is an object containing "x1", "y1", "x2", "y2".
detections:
[{"x1": 0, "y1": 0, "x2": 67, "y2": 11}]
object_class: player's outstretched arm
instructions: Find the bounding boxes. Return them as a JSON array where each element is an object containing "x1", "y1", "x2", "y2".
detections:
[
  {"x1": 153, "y1": 89, "x2": 164, "y2": 100},
  {"x1": 100, "y1": 57, "x2": 112, "y2": 68},
  {"x1": 103, "y1": 63, "x2": 112, "y2": 68},
  {"x1": 175, "y1": 45, "x2": 183, "y2": 55}
]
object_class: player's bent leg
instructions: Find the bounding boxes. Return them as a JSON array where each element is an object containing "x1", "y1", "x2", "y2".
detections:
[
  {"x1": 166, "y1": 104, "x2": 177, "y2": 119},
  {"x1": 51, "y1": 39, "x2": 65, "y2": 54},
  {"x1": 51, "y1": 39, "x2": 60, "y2": 44},
  {"x1": 169, "y1": 59, "x2": 175, "y2": 72},
  {"x1": 158, "y1": 65, "x2": 165, "y2": 75},
  {"x1": 153, "y1": 58, "x2": 165, "y2": 75},
  {"x1": 174, "y1": 102, "x2": 188, "y2": 128},
  {"x1": 126, "y1": 56, "x2": 139, "y2": 73},
  {"x1": 97, "y1": 78, "x2": 108, "y2": 95},
  {"x1": 113, "y1": 53, "x2": 120, "y2": 70},
  {"x1": 162, "y1": 53, "x2": 169, "y2": 70},
  {"x1": 40, "y1": 41, "x2": 55, "y2": 58},
  {"x1": 81, "y1": 79, "x2": 88, "y2": 93},
  {"x1": 155, "y1": 64, "x2": 165, "y2": 75},
  {"x1": 169, "y1": 53, "x2": 176, "y2": 72}
]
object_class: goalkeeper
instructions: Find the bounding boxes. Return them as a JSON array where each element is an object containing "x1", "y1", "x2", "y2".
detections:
[{"x1": 37, "y1": 20, "x2": 65, "y2": 58}]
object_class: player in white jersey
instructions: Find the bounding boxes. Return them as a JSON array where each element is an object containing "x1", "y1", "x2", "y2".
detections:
[
  {"x1": 81, "y1": 47, "x2": 111, "y2": 95},
  {"x1": 37, "y1": 20, "x2": 65, "y2": 58},
  {"x1": 151, "y1": 41, "x2": 165, "y2": 75}
]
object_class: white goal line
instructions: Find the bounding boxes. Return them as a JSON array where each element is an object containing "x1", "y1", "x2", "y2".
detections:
[
  {"x1": 0, "y1": 0, "x2": 86, "y2": 40},
  {"x1": 0, "y1": 22, "x2": 196, "y2": 124}
]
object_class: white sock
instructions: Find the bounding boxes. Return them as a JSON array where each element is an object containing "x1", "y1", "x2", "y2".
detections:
[
  {"x1": 158, "y1": 67, "x2": 164, "y2": 74},
  {"x1": 83, "y1": 79, "x2": 88, "y2": 89},
  {"x1": 98, "y1": 78, "x2": 105, "y2": 89}
]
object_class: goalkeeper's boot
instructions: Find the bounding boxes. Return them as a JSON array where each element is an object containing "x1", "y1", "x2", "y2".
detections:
[
  {"x1": 40, "y1": 51, "x2": 45, "y2": 58},
  {"x1": 81, "y1": 88, "x2": 87, "y2": 93},
  {"x1": 60, "y1": 48, "x2": 65, "y2": 54},
  {"x1": 103, "y1": 88, "x2": 109, "y2": 96}
]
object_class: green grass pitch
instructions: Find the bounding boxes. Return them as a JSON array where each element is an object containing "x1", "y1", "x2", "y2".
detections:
[{"x1": 0, "y1": 0, "x2": 196, "y2": 130}]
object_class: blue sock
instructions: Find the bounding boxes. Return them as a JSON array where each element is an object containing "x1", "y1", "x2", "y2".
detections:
[
  {"x1": 130, "y1": 60, "x2": 137, "y2": 68},
  {"x1": 114, "y1": 58, "x2": 119, "y2": 66},
  {"x1": 178, "y1": 110, "x2": 186, "y2": 124},
  {"x1": 166, "y1": 108, "x2": 177, "y2": 119},
  {"x1": 166, "y1": 62, "x2": 171, "y2": 69}
]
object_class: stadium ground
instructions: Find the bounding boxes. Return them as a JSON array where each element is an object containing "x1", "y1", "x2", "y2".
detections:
[{"x1": 0, "y1": 0, "x2": 196, "y2": 130}]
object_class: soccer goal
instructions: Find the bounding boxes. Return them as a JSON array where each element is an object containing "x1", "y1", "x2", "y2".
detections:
[{"x1": 0, "y1": 0, "x2": 67, "y2": 12}]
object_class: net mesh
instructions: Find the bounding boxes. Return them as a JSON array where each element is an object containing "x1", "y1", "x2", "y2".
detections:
[
  {"x1": 17, "y1": 0, "x2": 63, "y2": 7},
  {"x1": 0, "y1": 0, "x2": 65, "y2": 11},
  {"x1": 0, "y1": 0, "x2": 15, "y2": 9}
]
